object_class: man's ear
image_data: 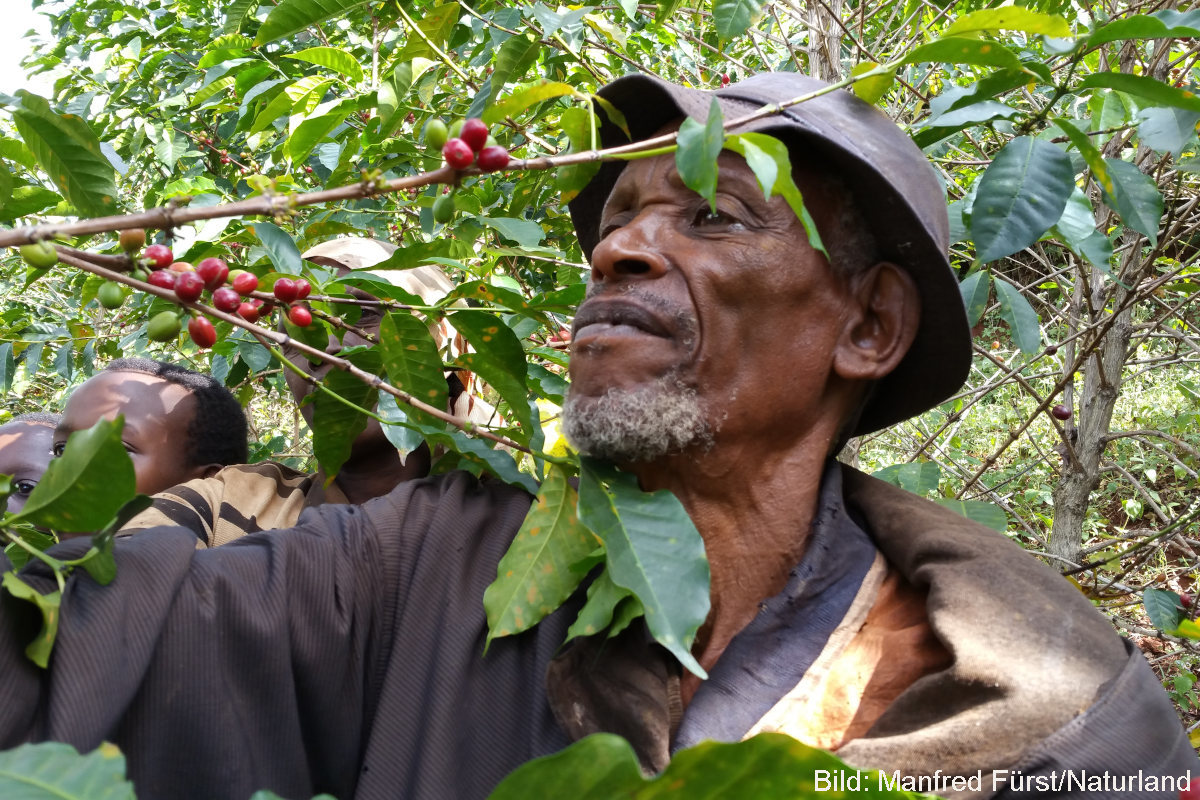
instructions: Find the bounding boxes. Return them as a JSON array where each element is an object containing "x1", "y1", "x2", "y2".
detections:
[
  {"x1": 833, "y1": 262, "x2": 920, "y2": 381},
  {"x1": 194, "y1": 463, "x2": 223, "y2": 480}
]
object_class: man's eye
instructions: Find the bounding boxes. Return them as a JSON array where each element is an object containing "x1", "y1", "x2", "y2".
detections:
[
  {"x1": 52, "y1": 442, "x2": 65, "y2": 457},
  {"x1": 13, "y1": 480, "x2": 37, "y2": 496},
  {"x1": 693, "y1": 208, "x2": 743, "y2": 230}
]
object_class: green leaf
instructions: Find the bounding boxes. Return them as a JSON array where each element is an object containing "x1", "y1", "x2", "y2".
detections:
[
  {"x1": 1136, "y1": 106, "x2": 1200, "y2": 156},
  {"x1": 0, "y1": 343, "x2": 13, "y2": 393},
  {"x1": 1053, "y1": 118, "x2": 1111, "y2": 195},
  {"x1": 375, "y1": 392, "x2": 425, "y2": 460},
  {"x1": 489, "y1": 732, "x2": 927, "y2": 799},
  {"x1": 1079, "y1": 73, "x2": 1200, "y2": 113},
  {"x1": 723, "y1": 132, "x2": 826, "y2": 257},
  {"x1": 310, "y1": 362, "x2": 378, "y2": 480},
  {"x1": 484, "y1": 464, "x2": 598, "y2": 646},
  {"x1": 924, "y1": 99, "x2": 1021, "y2": 130},
  {"x1": 490, "y1": 35, "x2": 542, "y2": 100},
  {"x1": 376, "y1": 311, "x2": 448, "y2": 428},
  {"x1": 564, "y1": 569, "x2": 634, "y2": 643},
  {"x1": 412, "y1": 422, "x2": 538, "y2": 494},
  {"x1": 970, "y1": 136, "x2": 1074, "y2": 263},
  {"x1": 1101, "y1": 158, "x2": 1163, "y2": 246},
  {"x1": 2, "y1": 574, "x2": 61, "y2": 668},
  {"x1": 11, "y1": 418, "x2": 135, "y2": 532},
  {"x1": 476, "y1": 216, "x2": 545, "y2": 248},
  {"x1": 252, "y1": 221, "x2": 304, "y2": 274},
  {"x1": 675, "y1": 98, "x2": 725, "y2": 213},
  {"x1": 256, "y1": 0, "x2": 373, "y2": 45},
  {"x1": 483, "y1": 81, "x2": 580, "y2": 125},
  {"x1": 223, "y1": 0, "x2": 262, "y2": 34},
  {"x1": 1144, "y1": 587, "x2": 1186, "y2": 633},
  {"x1": 392, "y1": 4, "x2": 460, "y2": 62},
  {"x1": 944, "y1": 7, "x2": 1071, "y2": 37},
  {"x1": 11, "y1": 93, "x2": 119, "y2": 218},
  {"x1": 849, "y1": 62, "x2": 896, "y2": 105},
  {"x1": 1087, "y1": 9, "x2": 1200, "y2": 48},
  {"x1": 903, "y1": 37, "x2": 1023, "y2": 70},
  {"x1": 994, "y1": 277, "x2": 1042, "y2": 354},
  {"x1": 959, "y1": 270, "x2": 991, "y2": 326},
  {"x1": 712, "y1": 0, "x2": 765, "y2": 41},
  {"x1": 934, "y1": 499, "x2": 1008, "y2": 532},
  {"x1": 1176, "y1": 618, "x2": 1200, "y2": 640},
  {"x1": 288, "y1": 109, "x2": 350, "y2": 164},
  {"x1": 191, "y1": 74, "x2": 237, "y2": 108},
  {"x1": 556, "y1": 105, "x2": 601, "y2": 202},
  {"x1": 872, "y1": 461, "x2": 941, "y2": 497},
  {"x1": 0, "y1": 742, "x2": 135, "y2": 798},
  {"x1": 451, "y1": 310, "x2": 536, "y2": 435},
  {"x1": 283, "y1": 47, "x2": 364, "y2": 84},
  {"x1": 578, "y1": 459, "x2": 709, "y2": 678}
]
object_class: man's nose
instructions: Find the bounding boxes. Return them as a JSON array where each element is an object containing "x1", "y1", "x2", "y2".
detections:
[{"x1": 588, "y1": 214, "x2": 671, "y2": 285}]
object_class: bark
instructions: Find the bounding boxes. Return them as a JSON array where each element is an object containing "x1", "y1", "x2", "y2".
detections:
[{"x1": 805, "y1": 0, "x2": 843, "y2": 81}]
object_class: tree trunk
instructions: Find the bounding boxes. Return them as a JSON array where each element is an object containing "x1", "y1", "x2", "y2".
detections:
[{"x1": 805, "y1": 0, "x2": 843, "y2": 81}]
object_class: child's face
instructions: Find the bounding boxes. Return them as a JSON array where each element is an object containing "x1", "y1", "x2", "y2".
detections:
[
  {"x1": 0, "y1": 422, "x2": 55, "y2": 514},
  {"x1": 54, "y1": 371, "x2": 203, "y2": 497}
]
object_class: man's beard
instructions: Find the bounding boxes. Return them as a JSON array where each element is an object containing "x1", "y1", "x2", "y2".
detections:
[{"x1": 562, "y1": 372, "x2": 713, "y2": 464}]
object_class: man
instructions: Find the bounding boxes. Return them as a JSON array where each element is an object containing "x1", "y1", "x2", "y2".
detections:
[
  {"x1": 0, "y1": 413, "x2": 59, "y2": 514},
  {"x1": 0, "y1": 72, "x2": 1192, "y2": 800},
  {"x1": 118, "y1": 238, "x2": 497, "y2": 546},
  {"x1": 53, "y1": 358, "x2": 247, "y2": 496}
]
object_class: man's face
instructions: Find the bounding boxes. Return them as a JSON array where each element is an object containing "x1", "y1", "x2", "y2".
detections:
[
  {"x1": 0, "y1": 422, "x2": 54, "y2": 514},
  {"x1": 564, "y1": 147, "x2": 857, "y2": 464},
  {"x1": 54, "y1": 371, "x2": 202, "y2": 496}
]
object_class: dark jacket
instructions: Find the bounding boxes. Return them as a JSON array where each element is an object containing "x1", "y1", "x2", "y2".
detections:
[{"x1": 0, "y1": 467, "x2": 1192, "y2": 799}]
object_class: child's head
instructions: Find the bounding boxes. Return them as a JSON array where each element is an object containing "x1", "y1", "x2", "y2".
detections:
[
  {"x1": 55, "y1": 359, "x2": 248, "y2": 496},
  {"x1": 0, "y1": 413, "x2": 60, "y2": 514}
]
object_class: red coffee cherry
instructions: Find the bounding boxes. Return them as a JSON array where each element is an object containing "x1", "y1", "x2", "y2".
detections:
[
  {"x1": 237, "y1": 302, "x2": 260, "y2": 323},
  {"x1": 196, "y1": 257, "x2": 229, "y2": 291},
  {"x1": 721, "y1": 73, "x2": 730, "y2": 86},
  {"x1": 288, "y1": 305, "x2": 313, "y2": 327},
  {"x1": 147, "y1": 269, "x2": 178, "y2": 290},
  {"x1": 169, "y1": 261, "x2": 194, "y2": 273},
  {"x1": 174, "y1": 271, "x2": 205, "y2": 303},
  {"x1": 459, "y1": 118, "x2": 489, "y2": 153},
  {"x1": 273, "y1": 278, "x2": 299, "y2": 303},
  {"x1": 232, "y1": 272, "x2": 259, "y2": 295},
  {"x1": 212, "y1": 286, "x2": 240, "y2": 312},
  {"x1": 144, "y1": 244, "x2": 174, "y2": 269},
  {"x1": 1051, "y1": 404, "x2": 1072, "y2": 421},
  {"x1": 294, "y1": 278, "x2": 312, "y2": 300},
  {"x1": 442, "y1": 137, "x2": 475, "y2": 169},
  {"x1": 188, "y1": 316, "x2": 217, "y2": 349},
  {"x1": 476, "y1": 145, "x2": 510, "y2": 172}
]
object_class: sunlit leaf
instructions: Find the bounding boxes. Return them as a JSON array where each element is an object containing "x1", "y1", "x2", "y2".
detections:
[
  {"x1": 1087, "y1": 9, "x2": 1200, "y2": 47},
  {"x1": 484, "y1": 464, "x2": 598, "y2": 646},
  {"x1": 256, "y1": 0, "x2": 373, "y2": 45},
  {"x1": 1079, "y1": 73, "x2": 1200, "y2": 113},
  {"x1": 849, "y1": 62, "x2": 896, "y2": 105},
  {"x1": 483, "y1": 81, "x2": 581, "y2": 125},
  {"x1": 944, "y1": 7, "x2": 1071, "y2": 37},
  {"x1": 970, "y1": 136, "x2": 1074, "y2": 262},
  {"x1": 904, "y1": 37, "x2": 1023, "y2": 70},
  {"x1": 283, "y1": 47, "x2": 364, "y2": 84},
  {"x1": 578, "y1": 459, "x2": 709, "y2": 678}
]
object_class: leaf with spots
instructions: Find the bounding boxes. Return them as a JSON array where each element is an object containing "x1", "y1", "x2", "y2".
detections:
[
  {"x1": 578, "y1": 458, "x2": 710, "y2": 678},
  {"x1": 564, "y1": 569, "x2": 636, "y2": 644},
  {"x1": 484, "y1": 464, "x2": 600, "y2": 648},
  {"x1": 377, "y1": 311, "x2": 448, "y2": 428},
  {"x1": 450, "y1": 310, "x2": 538, "y2": 439},
  {"x1": 11, "y1": 417, "x2": 135, "y2": 532}
]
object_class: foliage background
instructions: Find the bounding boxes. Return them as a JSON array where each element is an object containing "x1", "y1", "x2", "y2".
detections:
[{"x1": 0, "y1": 0, "x2": 1198, "y2": 743}]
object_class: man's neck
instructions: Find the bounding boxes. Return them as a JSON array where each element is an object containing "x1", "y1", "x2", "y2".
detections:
[{"x1": 631, "y1": 434, "x2": 834, "y2": 705}]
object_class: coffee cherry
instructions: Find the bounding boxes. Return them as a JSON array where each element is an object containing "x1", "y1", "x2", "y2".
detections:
[
  {"x1": 459, "y1": 118, "x2": 489, "y2": 152},
  {"x1": 196, "y1": 257, "x2": 229, "y2": 290},
  {"x1": 130, "y1": 268, "x2": 149, "y2": 281},
  {"x1": 433, "y1": 192, "x2": 455, "y2": 224},
  {"x1": 188, "y1": 316, "x2": 217, "y2": 349},
  {"x1": 147, "y1": 269, "x2": 178, "y2": 290},
  {"x1": 146, "y1": 310, "x2": 181, "y2": 342},
  {"x1": 19, "y1": 241, "x2": 58, "y2": 268},
  {"x1": 273, "y1": 277, "x2": 299, "y2": 303},
  {"x1": 232, "y1": 272, "x2": 259, "y2": 295},
  {"x1": 174, "y1": 271, "x2": 205, "y2": 302},
  {"x1": 1051, "y1": 404, "x2": 1072, "y2": 421},
  {"x1": 97, "y1": 281, "x2": 125, "y2": 310},
  {"x1": 258, "y1": 300, "x2": 275, "y2": 317},
  {"x1": 721, "y1": 73, "x2": 730, "y2": 86},
  {"x1": 237, "y1": 302, "x2": 260, "y2": 323},
  {"x1": 288, "y1": 304, "x2": 313, "y2": 327},
  {"x1": 294, "y1": 278, "x2": 312, "y2": 300},
  {"x1": 169, "y1": 261, "x2": 195, "y2": 273},
  {"x1": 424, "y1": 118, "x2": 448, "y2": 150},
  {"x1": 144, "y1": 244, "x2": 174, "y2": 269},
  {"x1": 476, "y1": 145, "x2": 510, "y2": 172},
  {"x1": 212, "y1": 286, "x2": 240, "y2": 312},
  {"x1": 448, "y1": 119, "x2": 464, "y2": 139},
  {"x1": 304, "y1": 165, "x2": 314, "y2": 174},
  {"x1": 442, "y1": 137, "x2": 475, "y2": 169},
  {"x1": 1044, "y1": 344, "x2": 1058, "y2": 356},
  {"x1": 119, "y1": 228, "x2": 146, "y2": 254}
]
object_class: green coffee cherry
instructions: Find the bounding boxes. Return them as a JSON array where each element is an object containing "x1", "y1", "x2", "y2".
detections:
[
  {"x1": 19, "y1": 241, "x2": 58, "y2": 268},
  {"x1": 433, "y1": 192, "x2": 456, "y2": 224},
  {"x1": 424, "y1": 119, "x2": 448, "y2": 150},
  {"x1": 448, "y1": 119, "x2": 464, "y2": 140},
  {"x1": 97, "y1": 281, "x2": 125, "y2": 310},
  {"x1": 146, "y1": 310, "x2": 182, "y2": 342}
]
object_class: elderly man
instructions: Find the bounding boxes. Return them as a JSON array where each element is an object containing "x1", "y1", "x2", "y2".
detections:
[{"x1": 0, "y1": 72, "x2": 1193, "y2": 800}]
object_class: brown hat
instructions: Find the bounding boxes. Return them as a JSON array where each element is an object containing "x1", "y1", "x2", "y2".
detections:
[{"x1": 567, "y1": 72, "x2": 971, "y2": 435}]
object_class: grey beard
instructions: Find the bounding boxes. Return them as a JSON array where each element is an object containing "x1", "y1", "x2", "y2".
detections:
[{"x1": 562, "y1": 373, "x2": 713, "y2": 464}]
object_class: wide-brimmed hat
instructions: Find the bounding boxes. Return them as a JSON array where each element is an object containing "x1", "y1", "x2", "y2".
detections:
[{"x1": 567, "y1": 72, "x2": 971, "y2": 435}]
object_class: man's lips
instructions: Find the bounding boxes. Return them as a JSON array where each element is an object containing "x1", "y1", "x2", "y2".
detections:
[{"x1": 572, "y1": 299, "x2": 673, "y2": 343}]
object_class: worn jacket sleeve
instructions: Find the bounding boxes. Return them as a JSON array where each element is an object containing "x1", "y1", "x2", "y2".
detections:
[{"x1": 0, "y1": 471, "x2": 549, "y2": 800}]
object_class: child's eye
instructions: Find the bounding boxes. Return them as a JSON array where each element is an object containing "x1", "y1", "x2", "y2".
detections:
[
  {"x1": 52, "y1": 442, "x2": 65, "y2": 457},
  {"x1": 13, "y1": 480, "x2": 37, "y2": 496}
]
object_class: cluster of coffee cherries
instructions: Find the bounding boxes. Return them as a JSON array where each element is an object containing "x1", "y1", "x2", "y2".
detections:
[
  {"x1": 84, "y1": 229, "x2": 314, "y2": 349},
  {"x1": 426, "y1": 117, "x2": 510, "y2": 173}
]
